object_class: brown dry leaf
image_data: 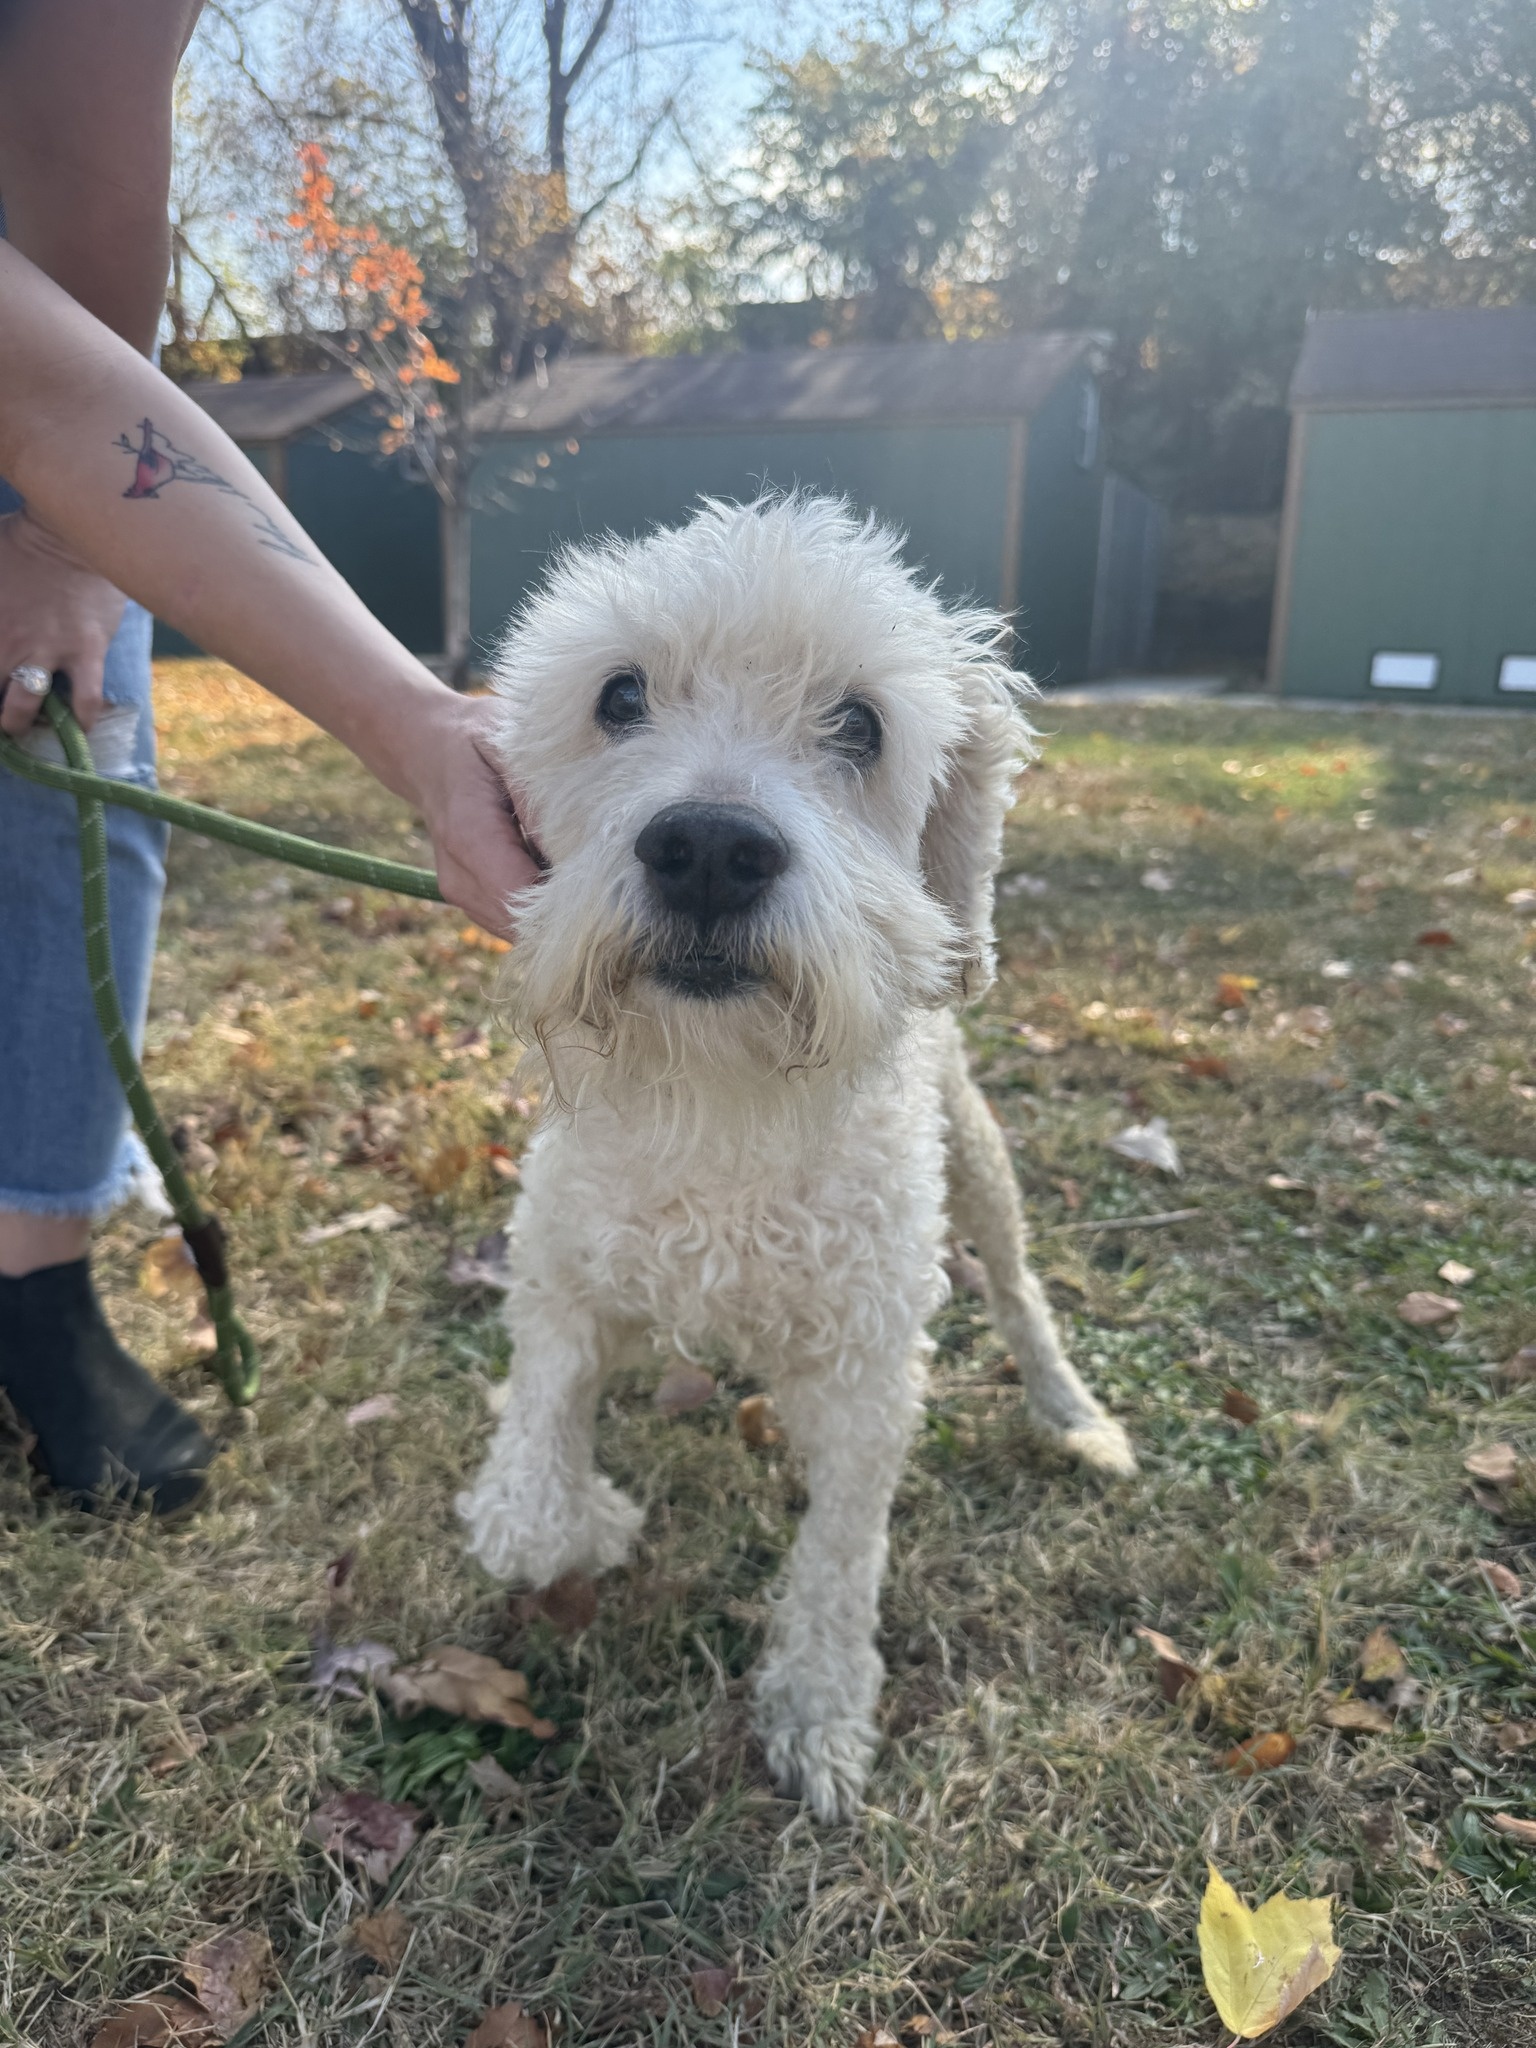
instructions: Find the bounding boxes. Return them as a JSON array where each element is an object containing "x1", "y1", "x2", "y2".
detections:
[
  {"x1": 1416, "y1": 928, "x2": 1456, "y2": 947},
  {"x1": 1476, "y1": 1559, "x2": 1522, "y2": 1600},
  {"x1": 1056, "y1": 1175, "x2": 1083, "y2": 1210},
  {"x1": 356, "y1": 989, "x2": 383, "y2": 1018},
  {"x1": 653, "y1": 1364, "x2": 716, "y2": 1416},
  {"x1": 1216, "y1": 972, "x2": 1259, "y2": 1010},
  {"x1": 941, "y1": 1241, "x2": 989, "y2": 1297},
  {"x1": 1490, "y1": 1813, "x2": 1536, "y2": 1846},
  {"x1": 414, "y1": 1143, "x2": 475, "y2": 1195},
  {"x1": 1133, "y1": 1625, "x2": 1199, "y2": 1702},
  {"x1": 1264, "y1": 1173, "x2": 1308, "y2": 1192},
  {"x1": 466, "y1": 1753, "x2": 522, "y2": 1801},
  {"x1": 1222, "y1": 1731, "x2": 1297, "y2": 1776},
  {"x1": 1465, "y1": 1443, "x2": 1520, "y2": 1487},
  {"x1": 182, "y1": 1929, "x2": 274, "y2": 2036},
  {"x1": 381, "y1": 1646, "x2": 556, "y2": 1737},
  {"x1": 1223, "y1": 1387, "x2": 1261, "y2": 1426},
  {"x1": 464, "y1": 2002, "x2": 548, "y2": 2048},
  {"x1": 1397, "y1": 1291, "x2": 1461, "y2": 1327},
  {"x1": 901, "y1": 2022, "x2": 957, "y2": 2045},
  {"x1": 853, "y1": 2032, "x2": 901, "y2": 2048},
  {"x1": 88, "y1": 1996, "x2": 216, "y2": 2048},
  {"x1": 1323, "y1": 1700, "x2": 1394, "y2": 1734},
  {"x1": 351, "y1": 1908, "x2": 412, "y2": 1971},
  {"x1": 303, "y1": 1790, "x2": 422, "y2": 1884},
  {"x1": 511, "y1": 1570, "x2": 600, "y2": 1638},
  {"x1": 147, "y1": 1728, "x2": 209, "y2": 1776},
  {"x1": 300, "y1": 1203, "x2": 405, "y2": 1246},
  {"x1": 1182, "y1": 1055, "x2": 1232, "y2": 1081},
  {"x1": 460, "y1": 925, "x2": 513, "y2": 956},
  {"x1": 1495, "y1": 1721, "x2": 1536, "y2": 1755},
  {"x1": 141, "y1": 1233, "x2": 202, "y2": 1301},
  {"x1": 690, "y1": 1964, "x2": 739, "y2": 2016},
  {"x1": 1496, "y1": 1345, "x2": 1536, "y2": 1390},
  {"x1": 1359, "y1": 1625, "x2": 1409, "y2": 1685},
  {"x1": 736, "y1": 1393, "x2": 782, "y2": 1448}
]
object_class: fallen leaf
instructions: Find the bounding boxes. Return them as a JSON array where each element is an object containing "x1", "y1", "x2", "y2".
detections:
[
  {"x1": 1323, "y1": 1700, "x2": 1394, "y2": 1734},
  {"x1": 1416, "y1": 929, "x2": 1456, "y2": 947},
  {"x1": 300, "y1": 1204, "x2": 405, "y2": 1246},
  {"x1": 1495, "y1": 1721, "x2": 1536, "y2": 1754},
  {"x1": 1222, "y1": 1732, "x2": 1297, "y2": 1776},
  {"x1": 654, "y1": 1364, "x2": 716, "y2": 1416},
  {"x1": 88, "y1": 1997, "x2": 216, "y2": 2048},
  {"x1": 182, "y1": 1929, "x2": 274, "y2": 2036},
  {"x1": 381, "y1": 1646, "x2": 555, "y2": 1736},
  {"x1": 1364, "y1": 1088, "x2": 1403, "y2": 1109},
  {"x1": 1223, "y1": 1387, "x2": 1261, "y2": 1426},
  {"x1": 1359, "y1": 1625, "x2": 1409, "y2": 1685},
  {"x1": 1397, "y1": 1291, "x2": 1461, "y2": 1327},
  {"x1": 1216, "y1": 972, "x2": 1259, "y2": 1010},
  {"x1": 1290, "y1": 1005, "x2": 1333, "y2": 1042},
  {"x1": 1495, "y1": 1346, "x2": 1536, "y2": 1390},
  {"x1": 1433, "y1": 1013, "x2": 1469, "y2": 1037},
  {"x1": 414, "y1": 1143, "x2": 475, "y2": 1195},
  {"x1": 1464, "y1": 1443, "x2": 1520, "y2": 1487},
  {"x1": 447, "y1": 1231, "x2": 513, "y2": 1291},
  {"x1": 460, "y1": 925, "x2": 513, "y2": 956},
  {"x1": 1108, "y1": 1116, "x2": 1182, "y2": 1176},
  {"x1": 900, "y1": 2022, "x2": 957, "y2": 2045},
  {"x1": 186, "y1": 1310, "x2": 218, "y2": 1360},
  {"x1": 941, "y1": 1242, "x2": 989, "y2": 1297},
  {"x1": 1506, "y1": 887, "x2": 1536, "y2": 909},
  {"x1": 464, "y1": 2003, "x2": 547, "y2": 2048},
  {"x1": 141, "y1": 1233, "x2": 202, "y2": 1300},
  {"x1": 344, "y1": 1394, "x2": 398, "y2": 1427},
  {"x1": 1197, "y1": 1864, "x2": 1340, "y2": 2040},
  {"x1": 351, "y1": 1907, "x2": 412, "y2": 1971},
  {"x1": 736, "y1": 1393, "x2": 782, "y2": 1448},
  {"x1": 1476, "y1": 1559, "x2": 1522, "y2": 1599},
  {"x1": 1141, "y1": 866, "x2": 1176, "y2": 892},
  {"x1": 1010, "y1": 1022, "x2": 1064, "y2": 1054},
  {"x1": 511, "y1": 1571, "x2": 599, "y2": 1638},
  {"x1": 146, "y1": 1728, "x2": 209, "y2": 1776},
  {"x1": 1438, "y1": 1259, "x2": 1476, "y2": 1288},
  {"x1": 1388, "y1": 1676, "x2": 1425, "y2": 1712},
  {"x1": 1056, "y1": 1175, "x2": 1083, "y2": 1210},
  {"x1": 356, "y1": 989, "x2": 383, "y2": 1018},
  {"x1": 466, "y1": 1753, "x2": 522, "y2": 1800},
  {"x1": 304, "y1": 1790, "x2": 422, "y2": 1883},
  {"x1": 1489, "y1": 1813, "x2": 1536, "y2": 1847},
  {"x1": 690, "y1": 1963, "x2": 739, "y2": 2016},
  {"x1": 1133, "y1": 1624, "x2": 1199, "y2": 1701},
  {"x1": 853, "y1": 2032, "x2": 901, "y2": 2048},
  {"x1": 1182, "y1": 1055, "x2": 1232, "y2": 1081},
  {"x1": 1265, "y1": 1173, "x2": 1308, "y2": 1192},
  {"x1": 310, "y1": 1634, "x2": 397, "y2": 1700}
]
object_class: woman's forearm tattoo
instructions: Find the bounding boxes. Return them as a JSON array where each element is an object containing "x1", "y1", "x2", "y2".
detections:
[{"x1": 114, "y1": 418, "x2": 314, "y2": 564}]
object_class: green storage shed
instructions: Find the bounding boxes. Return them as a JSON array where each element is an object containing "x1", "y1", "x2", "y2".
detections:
[
  {"x1": 1270, "y1": 307, "x2": 1536, "y2": 706},
  {"x1": 468, "y1": 335, "x2": 1162, "y2": 686},
  {"x1": 158, "y1": 372, "x2": 443, "y2": 657}
]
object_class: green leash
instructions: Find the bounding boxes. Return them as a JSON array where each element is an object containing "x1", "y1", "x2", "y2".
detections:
[{"x1": 0, "y1": 692, "x2": 444, "y2": 1407}]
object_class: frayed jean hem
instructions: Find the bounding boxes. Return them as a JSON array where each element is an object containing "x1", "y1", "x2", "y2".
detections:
[{"x1": 0, "y1": 1136, "x2": 146, "y2": 1220}]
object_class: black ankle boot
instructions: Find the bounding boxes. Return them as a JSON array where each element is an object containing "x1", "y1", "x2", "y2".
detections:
[{"x1": 0, "y1": 1258, "x2": 214, "y2": 1513}]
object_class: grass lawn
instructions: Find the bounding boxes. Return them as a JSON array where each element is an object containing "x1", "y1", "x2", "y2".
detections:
[{"x1": 3, "y1": 661, "x2": 1535, "y2": 2047}]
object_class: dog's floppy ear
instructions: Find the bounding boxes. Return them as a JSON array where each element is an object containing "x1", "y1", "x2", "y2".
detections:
[{"x1": 920, "y1": 642, "x2": 1033, "y2": 1003}]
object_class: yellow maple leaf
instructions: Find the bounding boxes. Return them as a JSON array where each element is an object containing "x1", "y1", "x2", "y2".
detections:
[{"x1": 1198, "y1": 1865, "x2": 1340, "y2": 2040}]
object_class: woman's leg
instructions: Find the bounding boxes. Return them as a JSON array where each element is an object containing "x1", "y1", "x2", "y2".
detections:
[{"x1": 0, "y1": 603, "x2": 212, "y2": 1509}]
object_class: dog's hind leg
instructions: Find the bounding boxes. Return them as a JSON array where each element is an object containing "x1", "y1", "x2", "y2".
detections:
[
  {"x1": 751, "y1": 1344, "x2": 926, "y2": 1823},
  {"x1": 940, "y1": 1027, "x2": 1137, "y2": 1477},
  {"x1": 456, "y1": 1290, "x2": 645, "y2": 1585}
]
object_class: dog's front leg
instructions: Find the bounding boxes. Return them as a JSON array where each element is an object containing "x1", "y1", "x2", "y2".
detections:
[
  {"x1": 457, "y1": 1287, "x2": 644, "y2": 1586},
  {"x1": 751, "y1": 1343, "x2": 926, "y2": 1823}
]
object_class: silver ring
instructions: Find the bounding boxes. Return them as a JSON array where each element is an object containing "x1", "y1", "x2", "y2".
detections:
[{"x1": 6, "y1": 663, "x2": 50, "y2": 698}]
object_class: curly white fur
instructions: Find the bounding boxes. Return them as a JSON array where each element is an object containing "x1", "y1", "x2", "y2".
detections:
[{"x1": 457, "y1": 497, "x2": 1135, "y2": 1822}]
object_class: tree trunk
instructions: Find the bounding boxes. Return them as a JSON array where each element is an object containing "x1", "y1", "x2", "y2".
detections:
[{"x1": 440, "y1": 493, "x2": 473, "y2": 684}]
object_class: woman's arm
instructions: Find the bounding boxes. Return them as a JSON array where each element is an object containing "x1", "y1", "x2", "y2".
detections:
[{"x1": 0, "y1": 240, "x2": 541, "y2": 934}]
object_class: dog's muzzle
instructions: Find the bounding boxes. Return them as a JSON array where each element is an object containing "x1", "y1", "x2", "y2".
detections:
[{"x1": 633, "y1": 800, "x2": 789, "y2": 1000}]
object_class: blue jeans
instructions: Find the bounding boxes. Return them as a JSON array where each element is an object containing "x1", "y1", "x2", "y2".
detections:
[{"x1": 0, "y1": 599, "x2": 167, "y2": 1214}]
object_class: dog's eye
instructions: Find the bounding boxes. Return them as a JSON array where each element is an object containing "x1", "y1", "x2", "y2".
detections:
[
  {"x1": 596, "y1": 669, "x2": 648, "y2": 733},
  {"x1": 825, "y1": 697, "x2": 882, "y2": 763}
]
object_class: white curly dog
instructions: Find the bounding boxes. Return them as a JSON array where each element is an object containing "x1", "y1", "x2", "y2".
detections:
[{"x1": 457, "y1": 496, "x2": 1136, "y2": 1821}]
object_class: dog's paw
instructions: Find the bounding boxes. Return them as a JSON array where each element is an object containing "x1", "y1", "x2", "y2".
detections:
[
  {"x1": 759, "y1": 1712, "x2": 877, "y2": 1824},
  {"x1": 456, "y1": 1471, "x2": 644, "y2": 1583},
  {"x1": 1060, "y1": 1413, "x2": 1138, "y2": 1478}
]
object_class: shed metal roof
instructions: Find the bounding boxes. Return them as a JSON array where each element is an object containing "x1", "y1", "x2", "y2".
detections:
[
  {"x1": 1291, "y1": 307, "x2": 1536, "y2": 412},
  {"x1": 470, "y1": 333, "x2": 1104, "y2": 438},
  {"x1": 184, "y1": 371, "x2": 363, "y2": 441}
]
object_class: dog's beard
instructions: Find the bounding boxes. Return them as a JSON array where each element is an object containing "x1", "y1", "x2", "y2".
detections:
[{"x1": 501, "y1": 846, "x2": 957, "y2": 1111}]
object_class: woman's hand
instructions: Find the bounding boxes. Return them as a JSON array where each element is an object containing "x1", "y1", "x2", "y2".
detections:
[
  {"x1": 0, "y1": 510, "x2": 127, "y2": 736},
  {"x1": 383, "y1": 688, "x2": 544, "y2": 940}
]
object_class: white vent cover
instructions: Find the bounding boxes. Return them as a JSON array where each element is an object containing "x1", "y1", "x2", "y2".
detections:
[
  {"x1": 1498, "y1": 656, "x2": 1536, "y2": 692},
  {"x1": 1370, "y1": 652, "x2": 1440, "y2": 690}
]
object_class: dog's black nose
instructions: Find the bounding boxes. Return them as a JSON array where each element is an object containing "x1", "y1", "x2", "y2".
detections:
[{"x1": 634, "y1": 802, "x2": 789, "y2": 924}]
